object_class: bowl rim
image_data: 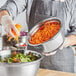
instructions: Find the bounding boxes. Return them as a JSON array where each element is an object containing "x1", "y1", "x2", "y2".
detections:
[{"x1": 0, "y1": 50, "x2": 43, "y2": 67}]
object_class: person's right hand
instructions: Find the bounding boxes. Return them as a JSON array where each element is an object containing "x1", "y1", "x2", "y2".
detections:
[{"x1": 1, "y1": 15, "x2": 19, "y2": 37}]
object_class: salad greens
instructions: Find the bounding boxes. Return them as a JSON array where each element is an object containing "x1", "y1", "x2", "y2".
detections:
[{"x1": 0, "y1": 51, "x2": 39, "y2": 63}]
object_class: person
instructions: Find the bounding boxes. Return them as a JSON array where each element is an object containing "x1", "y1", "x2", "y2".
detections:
[{"x1": 0, "y1": 0, "x2": 76, "y2": 73}]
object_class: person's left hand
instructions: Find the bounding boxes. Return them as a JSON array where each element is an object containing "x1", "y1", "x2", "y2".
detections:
[
  {"x1": 42, "y1": 38, "x2": 69, "y2": 56},
  {"x1": 42, "y1": 36, "x2": 75, "y2": 56},
  {"x1": 42, "y1": 51, "x2": 57, "y2": 56},
  {"x1": 60, "y1": 35, "x2": 76, "y2": 50},
  {"x1": 59, "y1": 37, "x2": 70, "y2": 50}
]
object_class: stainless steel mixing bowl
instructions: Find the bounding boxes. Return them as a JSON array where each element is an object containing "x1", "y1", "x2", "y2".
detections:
[
  {"x1": 0, "y1": 50, "x2": 43, "y2": 76},
  {"x1": 28, "y1": 17, "x2": 64, "y2": 53}
]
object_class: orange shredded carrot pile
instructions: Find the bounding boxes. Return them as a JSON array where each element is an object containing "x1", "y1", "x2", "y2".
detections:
[
  {"x1": 8, "y1": 24, "x2": 22, "y2": 42},
  {"x1": 29, "y1": 21, "x2": 61, "y2": 44}
]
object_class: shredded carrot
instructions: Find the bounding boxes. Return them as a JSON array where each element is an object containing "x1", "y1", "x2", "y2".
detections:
[
  {"x1": 8, "y1": 36, "x2": 13, "y2": 41},
  {"x1": 8, "y1": 24, "x2": 22, "y2": 42},
  {"x1": 29, "y1": 21, "x2": 61, "y2": 44}
]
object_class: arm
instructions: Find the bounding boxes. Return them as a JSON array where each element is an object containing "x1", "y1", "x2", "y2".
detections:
[
  {"x1": 0, "y1": 0, "x2": 27, "y2": 21},
  {"x1": 43, "y1": 0, "x2": 76, "y2": 56},
  {"x1": 65, "y1": 0, "x2": 76, "y2": 46},
  {"x1": 56, "y1": 0, "x2": 76, "y2": 50},
  {"x1": 0, "y1": 0, "x2": 27, "y2": 37}
]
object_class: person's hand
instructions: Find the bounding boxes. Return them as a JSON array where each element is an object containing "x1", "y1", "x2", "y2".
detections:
[
  {"x1": 0, "y1": 10, "x2": 9, "y2": 24},
  {"x1": 60, "y1": 35, "x2": 76, "y2": 50},
  {"x1": 42, "y1": 35, "x2": 76, "y2": 56},
  {"x1": 1, "y1": 15, "x2": 19, "y2": 37},
  {"x1": 42, "y1": 37, "x2": 68, "y2": 56},
  {"x1": 42, "y1": 51, "x2": 57, "y2": 56},
  {"x1": 56, "y1": 0, "x2": 65, "y2": 2},
  {"x1": 59, "y1": 37, "x2": 70, "y2": 50}
]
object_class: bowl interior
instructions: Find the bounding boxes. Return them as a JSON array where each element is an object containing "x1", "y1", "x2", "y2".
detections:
[
  {"x1": 28, "y1": 18, "x2": 61, "y2": 46},
  {"x1": 0, "y1": 50, "x2": 42, "y2": 63}
]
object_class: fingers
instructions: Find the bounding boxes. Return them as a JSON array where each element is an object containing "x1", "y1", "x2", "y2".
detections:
[
  {"x1": 12, "y1": 24, "x2": 20, "y2": 36},
  {"x1": 5, "y1": 24, "x2": 20, "y2": 37},
  {"x1": 1, "y1": 15, "x2": 20, "y2": 37},
  {"x1": 59, "y1": 38, "x2": 70, "y2": 50},
  {"x1": 42, "y1": 51, "x2": 57, "y2": 56},
  {"x1": 5, "y1": 28, "x2": 10, "y2": 36},
  {"x1": 9, "y1": 29, "x2": 15, "y2": 38},
  {"x1": 5, "y1": 27, "x2": 15, "y2": 38},
  {"x1": 59, "y1": 44, "x2": 64, "y2": 50},
  {"x1": 8, "y1": 29, "x2": 15, "y2": 38}
]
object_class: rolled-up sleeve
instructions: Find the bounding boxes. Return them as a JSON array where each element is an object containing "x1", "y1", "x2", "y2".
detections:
[
  {"x1": 68, "y1": 0, "x2": 76, "y2": 35},
  {"x1": 0, "y1": 0, "x2": 27, "y2": 19}
]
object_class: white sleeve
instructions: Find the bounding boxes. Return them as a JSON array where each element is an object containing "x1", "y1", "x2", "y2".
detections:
[{"x1": 0, "y1": 0, "x2": 27, "y2": 19}]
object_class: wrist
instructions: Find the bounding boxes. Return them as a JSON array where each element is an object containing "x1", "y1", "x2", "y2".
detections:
[
  {"x1": 66, "y1": 35, "x2": 76, "y2": 46},
  {"x1": 1, "y1": 15, "x2": 13, "y2": 26},
  {"x1": 0, "y1": 10, "x2": 9, "y2": 24}
]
